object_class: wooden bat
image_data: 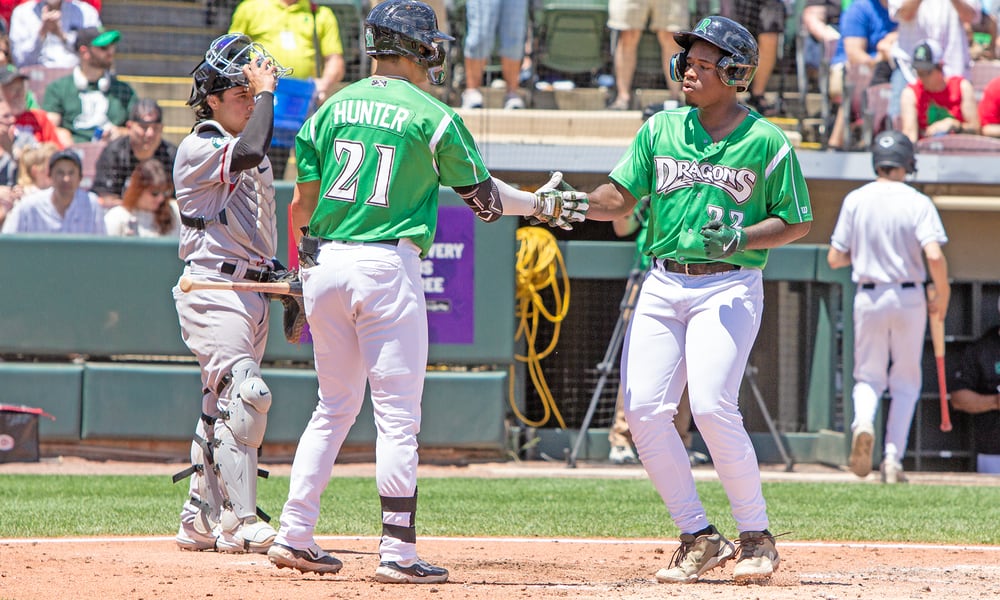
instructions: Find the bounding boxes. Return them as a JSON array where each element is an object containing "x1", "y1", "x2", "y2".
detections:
[
  {"x1": 178, "y1": 276, "x2": 302, "y2": 296},
  {"x1": 929, "y1": 306, "x2": 951, "y2": 432}
]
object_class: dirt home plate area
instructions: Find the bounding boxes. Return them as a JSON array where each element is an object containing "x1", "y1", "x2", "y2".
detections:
[{"x1": 3, "y1": 459, "x2": 1000, "y2": 599}]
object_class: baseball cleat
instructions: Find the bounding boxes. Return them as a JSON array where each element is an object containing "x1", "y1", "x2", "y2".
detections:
[
  {"x1": 849, "y1": 423, "x2": 875, "y2": 478},
  {"x1": 655, "y1": 525, "x2": 734, "y2": 583},
  {"x1": 268, "y1": 542, "x2": 344, "y2": 574},
  {"x1": 609, "y1": 445, "x2": 638, "y2": 465},
  {"x1": 880, "y1": 459, "x2": 908, "y2": 484},
  {"x1": 175, "y1": 521, "x2": 217, "y2": 551},
  {"x1": 216, "y1": 519, "x2": 277, "y2": 554},
  {"x1": 374, "y1": 558, "x2": 449, "y2": 584},
  {"x1": 733, "y1": 530, "x2": 780, "y2": 584}
]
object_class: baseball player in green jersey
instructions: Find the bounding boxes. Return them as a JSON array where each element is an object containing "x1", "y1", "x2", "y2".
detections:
[
  {"x1": 585, "y1": 15, "x2": 812, "y2": 584},
  {"x1": 265, "y1": 0, "x2": 586, "y2": 583}
]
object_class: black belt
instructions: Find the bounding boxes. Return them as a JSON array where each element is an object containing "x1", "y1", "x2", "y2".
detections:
[
  {"x1": 180, "y1": 210, "x2": 228, "y2": 230},
  {"x1": 220, "y1": 262, "x2": 272, "y2": 282},
  {"x1": 655, "y1": 258, "x2": 741, "y2": 276},
  {"x1": 860, "y1": 282, "x2": 917, "y2": 290}
]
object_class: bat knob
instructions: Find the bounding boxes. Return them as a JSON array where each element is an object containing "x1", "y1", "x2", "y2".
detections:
[
  {"x1": 940, "y1": 424, "x2": 953, "y2": 432},
  {"x1": 179, "y1": 276, "x2": 193, "y2": 293}
]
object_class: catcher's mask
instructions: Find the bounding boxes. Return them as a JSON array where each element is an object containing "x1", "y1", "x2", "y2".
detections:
[
  {"x1": 668, "y1": 16, "x2": 758, "y2": 93},
  {"x1": 188, "y1": 33, "x2": 291, "y2": 107},
  {"x1": 364, "y1": 0, "x2": 454, "y2": 86}
]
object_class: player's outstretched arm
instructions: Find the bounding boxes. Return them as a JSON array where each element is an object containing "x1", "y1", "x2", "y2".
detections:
[{"x1": 585, "y1": 182, "x2": 637, "y2": 221}]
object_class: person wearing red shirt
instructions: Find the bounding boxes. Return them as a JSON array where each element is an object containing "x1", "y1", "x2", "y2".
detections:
[
  {"x1": 978, "y1": 76, "x2": 1000, "y2": 137},
  {"x1": 0, "y1": 69, "x2": 62, "y2": 147},
  {"x1": 899, "y1": 39, "x2": 978, "y2": 141}
]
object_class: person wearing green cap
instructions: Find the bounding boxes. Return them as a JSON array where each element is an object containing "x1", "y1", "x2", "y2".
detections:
[{"x1": 41, "y1": 26, "x2": 136, "y2": 145}]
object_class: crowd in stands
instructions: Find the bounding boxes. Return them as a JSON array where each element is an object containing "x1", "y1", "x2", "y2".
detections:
[{"x1": 4, "y1": 0, "x2": 1000, "y2": 230}]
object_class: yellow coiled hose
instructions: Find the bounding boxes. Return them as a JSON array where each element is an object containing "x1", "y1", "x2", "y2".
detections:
[{"x1": 512, "y1": 226, "x2": 569, "y2": 429}]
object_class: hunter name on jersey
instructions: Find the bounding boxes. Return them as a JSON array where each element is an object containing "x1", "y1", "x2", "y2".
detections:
[
  {"x1": 654, "y1": 156, "x2": 757, "y2": 205},
  {"x1": 329, "y1": 99, "x2": 412, "y2": 134}
]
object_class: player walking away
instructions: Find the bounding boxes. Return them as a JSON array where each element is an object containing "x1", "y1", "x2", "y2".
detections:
[
  {"x1": 583, "y1": 15, "x2": 813, "y2": 584},
  {"x1": 171, "y1": 33, "x2": 289, "y2": 554},
  {"x1": 827, "y1": 131, "x2": 950, "y2": 484},
  {"x1": 266, "y1": 0, "x2": 586, "y2": 583}
]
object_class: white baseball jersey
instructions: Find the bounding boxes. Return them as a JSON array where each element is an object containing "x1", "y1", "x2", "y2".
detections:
[
  {"x1": 173, "y1": 120, "x2": 278, "y2": 266},
  {"x1": 1, "y1": 188, "x2": 106, "y2": 234},
  {"x1": 829, "y1": 180, "x2": 947, "y2": 284}
]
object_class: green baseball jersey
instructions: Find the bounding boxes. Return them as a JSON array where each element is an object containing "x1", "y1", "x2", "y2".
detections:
[
  {"x1": 295, "y1": 77, "x2": 491, "y2": 257},
  {"x1": 609, "y1": 107, "x2": 813, "y2": 269}
]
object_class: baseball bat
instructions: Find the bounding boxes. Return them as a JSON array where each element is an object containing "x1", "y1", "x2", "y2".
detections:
[
  {"x1": 930, "y1": 312, "x2": 951, "y2": 432},
  {"x1": 178, "y1": 276, "x2": 302, "y2": 296}
]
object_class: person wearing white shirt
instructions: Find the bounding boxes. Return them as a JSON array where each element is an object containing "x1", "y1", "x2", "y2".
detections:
[
  {"x1": 1, "y1": 148, "x2": 105, "y2": 233},
  {"x1": 9, "y1": 0, "x2": 102, "y2": 68},
  {"x1": 104, "y1": 158, "x2": 180, "y2": 237}
]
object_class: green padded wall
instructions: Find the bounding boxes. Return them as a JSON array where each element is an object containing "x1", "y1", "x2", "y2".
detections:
[
  {"x1": 80, "y1": 363, "x2": 507, "y2": 448},
  {"x1": 0, "y1": 363, "x2": 82, "y2": 440}
]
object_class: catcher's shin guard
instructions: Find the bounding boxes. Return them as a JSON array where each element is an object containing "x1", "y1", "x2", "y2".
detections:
[{"x1": 173, "y1": 411, "x2": 225, "y2": 534}]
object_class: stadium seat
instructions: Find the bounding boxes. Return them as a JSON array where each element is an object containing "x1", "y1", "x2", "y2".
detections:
[
  {"x1": 70, "y1": 141, "x2": 108, "y2": 191},
  {"x1": 532, "y1": 0, "x2": 610, "y2": 82},
  {"x1": 861, "y1": 82, "x2": 894, "y2": 146},
  {"x1": 916, "y1": 133, "x2": 1000, "y2": 153},
  {"x1": 22, "y1": 65, "x2": 73, "y2": 108},
  {"x1": 970, "y1": 60, "x2": 1000, "y2": 101}
]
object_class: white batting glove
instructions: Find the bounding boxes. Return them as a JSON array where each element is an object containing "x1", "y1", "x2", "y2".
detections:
[{"x1": 532, "y1": 171, "x2": 589, "y2": 231}]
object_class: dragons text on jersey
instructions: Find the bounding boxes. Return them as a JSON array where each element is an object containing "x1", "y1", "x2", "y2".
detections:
[{"x1": 655, "y1": 157, "x2": 757, "y2": 204}]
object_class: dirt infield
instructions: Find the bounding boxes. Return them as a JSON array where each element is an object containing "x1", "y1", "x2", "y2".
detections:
[{"x1": 3, "y1": 458, "x2": 1000, "y2": 600}]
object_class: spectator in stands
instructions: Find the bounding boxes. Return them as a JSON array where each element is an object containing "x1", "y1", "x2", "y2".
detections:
[
  {"x1": 978, "y1": 74, "x2": 1000, "y2": 135},
  {"x1": 827, "y1": 0, "x2": 898, "y2": 149},
  {"x1": 91, "y1": 99, "x2": 176, "y2": 207},
  {"x1": 16, "y1": 141, "x2": 57, "y2": 197},
  {"x1": 888, "y1": 0, "x2": 979, "y2": 122},
  {"x1": 950, "y1": 316, "x2": 1000, "y2": 474},
  {"x1": 899, "y1": 39, "x2": 979, "y2": 141},
  {"x1": 9, "y1": 0, "x2": 102, "y2": 68},
  {"x1": 802, "y1": 0, "x2": 842, "y2": 77},
  {"x1": 104, "y1": 158, "x2": 180, "y2": 237},
  {"x1": 0, "y1": 68, "x2": 63, "y2": 148},
  {"x1": 462, "y1": 0, "x2": 529, "y2": 109},
  {"x1": 43, "y1": 28, "x2": 137, "y2": 146},
  {"x1": 1, "y1": 147, "x2": 105, "y2": 233},
  {"x1": 0, "y1": 97, "x2": 19, "y2": 227},
  {"x1": 229, "y1": 0, "x2": 345, "y2": 180},
  {"x1": 725, "y1": 0, "x2": 786, "y2": 115},
  {"x1": 605, "y1": 0, "x2": 686, "y2": 110}
]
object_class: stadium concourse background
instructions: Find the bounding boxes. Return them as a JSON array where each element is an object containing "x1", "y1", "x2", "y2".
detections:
[{"x1": 4, "y1": 0, "x2": 1000, "y2": 471}]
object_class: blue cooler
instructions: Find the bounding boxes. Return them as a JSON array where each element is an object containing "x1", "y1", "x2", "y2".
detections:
[{"x1": 272, "y1": 77, "x2": 316, "y2": 148}]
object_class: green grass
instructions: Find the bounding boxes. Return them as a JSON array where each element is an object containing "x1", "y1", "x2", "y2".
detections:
[{"x1": 3, "y1": 475, "x2": 999, "y2": 545}]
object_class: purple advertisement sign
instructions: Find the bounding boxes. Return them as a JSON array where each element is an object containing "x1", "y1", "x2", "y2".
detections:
[{"x1": 425, "y1": 206, "x2": 475, "y2": 344}]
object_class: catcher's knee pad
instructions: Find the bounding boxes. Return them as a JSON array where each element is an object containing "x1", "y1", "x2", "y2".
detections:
[
  {"x1": 380, "y1": 491, "x2": 418, "y2": 544},
  {"x1": 221, "y1": 358, "x2": 271, "y2": 448}
]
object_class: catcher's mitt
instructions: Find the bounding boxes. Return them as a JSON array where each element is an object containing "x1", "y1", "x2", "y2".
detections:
[{"x1": 268, "y1": 269, "x2": 307, "y2": 344}]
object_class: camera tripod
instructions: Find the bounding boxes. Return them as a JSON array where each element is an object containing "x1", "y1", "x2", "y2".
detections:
[{"x1": 566, "y1": 259, "x2": 794, "y2": 472}]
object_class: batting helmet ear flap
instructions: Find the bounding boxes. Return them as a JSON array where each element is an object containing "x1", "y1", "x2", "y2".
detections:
[{"x1": 669, "y1": 52, "x2": 687, "y2": 83}]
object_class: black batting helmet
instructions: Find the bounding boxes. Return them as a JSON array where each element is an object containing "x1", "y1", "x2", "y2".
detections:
[
  {"x1": 365, "y1": 0, "x2": 454, "y2": 85},
  {"x1": 871, "y1": 130, "x2": 916, "y2": 174},
  {"x1": 188, "y1": 33, "x2": 290, "y2": 109},
  {"x1": 669, "y1": 16, "x2": 758, "y2": 92}
]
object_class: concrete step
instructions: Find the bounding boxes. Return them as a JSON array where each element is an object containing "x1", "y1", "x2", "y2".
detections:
[{"x1": 102, "y1": 0, "x2": 211, "y2": 28}]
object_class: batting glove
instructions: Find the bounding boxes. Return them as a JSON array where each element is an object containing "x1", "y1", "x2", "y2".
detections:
[
  {"x1": 532, "y1": 171, "x2": 589, "y2": 231},
  {"x1": 701, "y1": 219, "x2": 746, "y2": 259}
]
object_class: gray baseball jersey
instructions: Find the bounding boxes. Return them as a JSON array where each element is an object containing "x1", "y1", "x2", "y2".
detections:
[{"x1": 173, "y1": 120, "x2": 278, "y2": 266}]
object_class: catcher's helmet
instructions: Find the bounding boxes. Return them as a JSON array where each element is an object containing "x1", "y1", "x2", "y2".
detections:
[
  {"x1": 187, "y1": 33, "x2": 290, "y2": 108},
  {"x1": 871, "y1": 130, "x2": 916, "y2": 174},
  {"x1": 365, "y1": 0, "x2": 454, "y2": 85},
  {"x1": 669, "y1": 16, "x2": 758, "y2": 92}
]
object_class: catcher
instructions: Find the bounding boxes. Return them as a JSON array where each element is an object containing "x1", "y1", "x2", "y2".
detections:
[{"x1": 170, "y1": 33, "x2": 291, "y2": 554}]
